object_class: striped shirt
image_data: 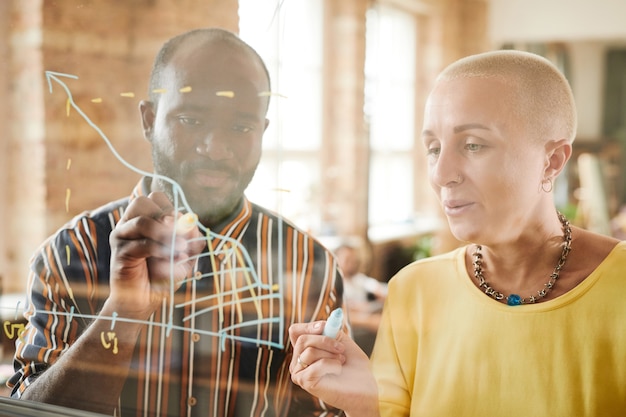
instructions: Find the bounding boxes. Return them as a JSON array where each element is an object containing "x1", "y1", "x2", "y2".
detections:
[{"x1": 10, "y1": 179, "x2": 344, "y2": 417}]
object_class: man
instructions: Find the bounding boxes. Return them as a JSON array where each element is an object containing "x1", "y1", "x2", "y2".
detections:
[{"x1": 10, "y1": 28, "x2": 344, "y2": 417}]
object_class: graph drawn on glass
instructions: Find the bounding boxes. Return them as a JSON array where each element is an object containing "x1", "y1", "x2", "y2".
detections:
[{"x1": 0, "y1": 71, "x2": 286, "y2": 351}]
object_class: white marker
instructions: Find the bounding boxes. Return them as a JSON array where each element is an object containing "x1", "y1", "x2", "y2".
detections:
[
  {"x1": 322, "y1": 308, "x2": 343, "y2": 339},
  {"x1": 175, "y1": 212, "x2": 198, "y2": 234}
]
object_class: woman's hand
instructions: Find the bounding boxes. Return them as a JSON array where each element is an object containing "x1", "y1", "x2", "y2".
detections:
[{"x1": 289, "y1": 321, "x2": 380, "y2": 417}]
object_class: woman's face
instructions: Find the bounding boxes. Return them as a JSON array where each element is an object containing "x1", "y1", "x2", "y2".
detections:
[{"x1": 421, "y1": 77, "x2": 549, "y2": 245}]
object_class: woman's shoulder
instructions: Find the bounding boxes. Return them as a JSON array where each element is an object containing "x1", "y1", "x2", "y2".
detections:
[
  {"x1": 572, "y1": 227, "x2": 621, "y2": 257},
  {"x1": 388, "y1": 246, "x2": 467, "y2": 285},
  {"x1": 566, "y1": 227, "x2": 624, "y2": 276}
]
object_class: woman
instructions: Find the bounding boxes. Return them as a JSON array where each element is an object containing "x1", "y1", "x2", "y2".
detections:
[{"x1": 288, "y1": 50, "x2": 626, "y2": 417}]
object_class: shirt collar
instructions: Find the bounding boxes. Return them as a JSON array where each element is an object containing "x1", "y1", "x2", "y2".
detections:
[{"x1": 129, "y1": 177, "x2": 253, "y2": 255}]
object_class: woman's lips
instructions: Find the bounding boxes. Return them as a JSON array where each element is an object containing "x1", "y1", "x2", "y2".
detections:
[{"x1": 443, "y1": 200, "x2": 474, "y2": 215}]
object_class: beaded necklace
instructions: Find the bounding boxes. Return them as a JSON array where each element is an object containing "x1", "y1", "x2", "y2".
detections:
[{"x1": 471, "y1": 212, "x2": 572, "y2": 306}]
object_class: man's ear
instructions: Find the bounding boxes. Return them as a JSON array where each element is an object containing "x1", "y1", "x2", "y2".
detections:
[
  {"x1": 544, "y1": 138, "x2": 572, "y2": 179},
  {"x1": 139, "y1": 100, "x2": 156, "y2": 142}
]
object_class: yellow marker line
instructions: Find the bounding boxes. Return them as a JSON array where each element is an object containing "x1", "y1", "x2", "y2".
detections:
[
  {"x1": 216, "y1": 91, "x2": 235, "y2": 98},
  {"x1": 179, "y1": 86, "x2": 192, "y2": 93},
  {"x1": 100, "y1": 332, "x2": 110, "y2": 349},
  {"x1": 235, "y1": 246, "x2": 262, "y2": 320},
  {"x1": 207, "y1": 231, "x2": 224, "y2": 324},
  {"x1": 258, "y1": 91, "x2": 287, "y2": 99},
  {"x1": 270, "y1": 187, "x2": 291, "y2": 193},
  {"x1": 66, "y1": 245, "x2": 70, "y2": 265},
  {"x1": 212, "y1": 271, "x2": 223, "y2": 325},
  {"x1": 91, "y1": 98, "x2": 103, "y2": 103},
  {"x1": 66, "y1": 158, "x2": 72, "y2": 170},
  {"x1": 65, "y1": 188, "x2": 71, "y2": 212},
  {"x1": 226, "y1": 246, "x2": 243, "y2": 323},
  {"x1": 66, "y1": 98, "x2": 71, "y2": 116},
  {"x1": 152, "y1": 88, "x2": 167, "y2": 94},
  {"x1": 120, "y1": 92, "x2": 135, "y2": 98}
]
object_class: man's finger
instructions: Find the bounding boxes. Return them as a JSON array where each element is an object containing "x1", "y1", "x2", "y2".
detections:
[{"x1": 148, "y1": 191, "x2": 176, "y2": 213}]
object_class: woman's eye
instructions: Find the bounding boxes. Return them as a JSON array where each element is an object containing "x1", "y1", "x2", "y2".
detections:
[
  {"x1": 427, "y1": 147, "x2": 440, "y2": 156},
  {"x1": 466, "y1": 143, "x2": 483, "y2": 152}
]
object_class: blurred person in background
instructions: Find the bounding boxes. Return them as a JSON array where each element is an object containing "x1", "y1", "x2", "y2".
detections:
[{"x1": 335, "y1": 243, "x2": 387, "y2": 355}]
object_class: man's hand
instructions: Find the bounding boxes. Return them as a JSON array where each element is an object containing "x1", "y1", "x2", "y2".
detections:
[{"x1": 108, "y1": 192, "x2": 205, "y2": 320}]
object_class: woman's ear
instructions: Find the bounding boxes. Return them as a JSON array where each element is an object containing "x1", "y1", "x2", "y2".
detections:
[
  {"x1": 544, "y1": 138, "x2": 572, "y2": 178},
  {"x1": 139, "y1": 100, "x2": 156, "y2": 142}
]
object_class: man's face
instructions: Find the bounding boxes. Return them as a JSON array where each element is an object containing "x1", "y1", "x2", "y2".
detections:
[
  {"x1": 421, "y1": 77, "x2": 547, "y2": 245},
  {"x1": 142, "y1": 42, "x2": 269, "y2": 226}
]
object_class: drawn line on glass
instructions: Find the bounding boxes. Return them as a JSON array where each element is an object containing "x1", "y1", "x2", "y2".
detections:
[{"x1": 43, "y1": 70, "x2": 286, "y2": 349}]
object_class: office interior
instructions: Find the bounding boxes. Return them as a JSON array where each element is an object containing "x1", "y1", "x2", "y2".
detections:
[{"x1": 0, "y1": 0, "x2": 625, "y2": 392}]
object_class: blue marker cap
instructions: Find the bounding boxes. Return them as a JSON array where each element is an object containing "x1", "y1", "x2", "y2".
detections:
[{"x1": 322, "y1": 308, "x2": 343, "y2": 339}]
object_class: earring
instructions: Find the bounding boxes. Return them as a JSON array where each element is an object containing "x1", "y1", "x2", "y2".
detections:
[{"x1": 541, "y1": 178, "x2": 553, "y2": 193}]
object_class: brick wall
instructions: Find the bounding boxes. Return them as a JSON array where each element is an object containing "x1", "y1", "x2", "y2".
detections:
[
  {"x1": 1, "y1": 0, "x2": 489, "y2": 294},
  {"x1": 42, "y1": 0, "x2": 239, "y2": 230},
  {"x1": 319, "y1": 0, "x2": 489, "y2": 241},
  {"x1": 2, "y1": 0, "x2": 238, "y2": 293},
  {"x1": 321, "y1": 0, "x2": 369, "y2": 238},
  {"x1": 4, "y1": 0, "x2": 45, "y2": 295},
  {"x1": 0, "y1": 0, "x2": 8, "y2": 293}
]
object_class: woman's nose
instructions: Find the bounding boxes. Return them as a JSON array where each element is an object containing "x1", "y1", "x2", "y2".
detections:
[{"x1": 430, "y1": 148, "x2": 463, "y2": 187}]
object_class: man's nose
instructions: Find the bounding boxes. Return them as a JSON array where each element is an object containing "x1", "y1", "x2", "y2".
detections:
[{"x1": 195, "y1": 130, "x2": 233, "y2": 160}]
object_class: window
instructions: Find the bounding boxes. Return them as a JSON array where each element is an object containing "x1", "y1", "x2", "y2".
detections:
[
  {"x1": 239, "y1": 0, "x2": 324, "y2": 231},
  {"x1": 365, "y1": 5, "x2": 418, "y2": 232}
]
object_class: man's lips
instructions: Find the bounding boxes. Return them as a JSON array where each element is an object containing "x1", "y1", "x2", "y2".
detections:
[{"x1": 191, "y1": 168, "x2": 233, "y2": 188}]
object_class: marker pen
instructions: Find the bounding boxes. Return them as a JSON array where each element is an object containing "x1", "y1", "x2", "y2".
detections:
[
  {"x1": 175, "y1": 212, "x2": 198, "y2": 234},
  {"x1": 322, "y1": 308, "x2": 343, "y2": 339}
]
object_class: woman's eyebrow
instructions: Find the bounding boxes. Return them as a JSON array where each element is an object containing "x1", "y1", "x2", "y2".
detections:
[{"x1": 453, "y1": 123, "x2": 490, "y2": 133}]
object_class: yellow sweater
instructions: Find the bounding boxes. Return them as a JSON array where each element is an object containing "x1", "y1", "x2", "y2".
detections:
[{"x1": 371, "y1": 242, "x2": 626, "y2": 416}]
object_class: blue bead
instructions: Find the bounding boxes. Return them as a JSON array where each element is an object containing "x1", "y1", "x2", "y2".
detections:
[{"x1": 507, "y1": 294, "x2": 522, "y2": 306}]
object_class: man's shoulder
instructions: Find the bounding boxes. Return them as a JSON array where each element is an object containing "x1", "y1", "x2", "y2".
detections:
[
  {"x1": 50, "y1": 196, "x2": 130, "y2": 240},
  {"x1": 88, "y1": 196, "x2": 131, "y2": 219},
  {"x1": 249, "y1": 202, "x2": 308, "y2": 233},
  {"x1": 249, "y1": 202, "x2": 288, "y2": 222},
  {"x1": 30, "y1": 196, "x2": 130, "y2": 267},
  {"x1": 249, "y1": 202, "x2": 332, "y2": 250}
]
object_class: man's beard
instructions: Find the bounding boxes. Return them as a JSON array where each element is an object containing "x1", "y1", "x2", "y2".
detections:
[{"x1": 151, "y1": 146, "x2": 258, "y2": 226}]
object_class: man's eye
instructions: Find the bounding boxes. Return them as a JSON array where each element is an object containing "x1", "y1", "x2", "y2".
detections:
[
  {"x1": 179, "y1": 116, "x2": 200, "y2": 126},
  {"x1": 232, "y1": 124, "x2": 253, "y2": 133}
]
